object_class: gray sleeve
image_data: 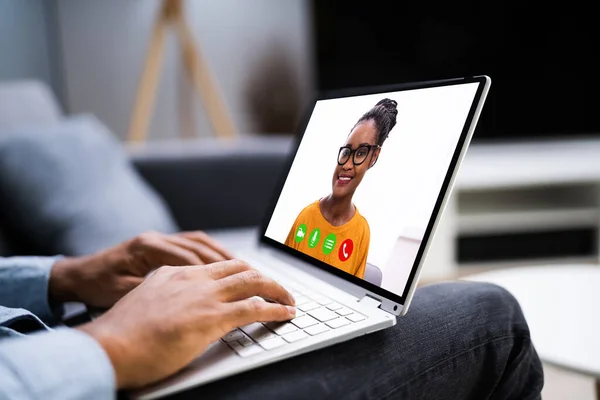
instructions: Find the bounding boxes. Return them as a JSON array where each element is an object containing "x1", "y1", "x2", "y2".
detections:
[
  {"x1": 0, "y1": 328, "x2": 116, "y2": 400},
  {"x1": 0, "y1": 256, "x2": 64, "y2": 324}
]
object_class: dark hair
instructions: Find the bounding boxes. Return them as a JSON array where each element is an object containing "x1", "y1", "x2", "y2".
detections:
[{"x1": 354, "y1": 98, "x2": 398, "y2": 146}]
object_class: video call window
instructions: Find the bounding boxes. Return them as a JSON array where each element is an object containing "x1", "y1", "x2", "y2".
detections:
[{"x1": 265, "y1": 83, "x2": 480, "y2": 297}]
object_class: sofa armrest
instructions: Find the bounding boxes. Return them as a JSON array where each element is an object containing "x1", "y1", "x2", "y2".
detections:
[{"x1": 129, "y1": 137, "x2": 294, "y2": 231}]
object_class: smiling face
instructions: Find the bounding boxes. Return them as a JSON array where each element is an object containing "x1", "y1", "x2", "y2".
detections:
[{"x1": 331, "y1": 120, "x2": 381, "y2": 200}]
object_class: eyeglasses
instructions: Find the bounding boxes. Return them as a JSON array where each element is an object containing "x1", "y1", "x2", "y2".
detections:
[{"x1": 337, "y1": 144, "x2": 380, "y2": 166}]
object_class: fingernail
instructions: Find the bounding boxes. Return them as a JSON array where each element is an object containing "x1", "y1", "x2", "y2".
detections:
[
  {"x1": 288, "y1": 293, "x2": 296, "y2": 304},
  {"x1": 286, "y1": 306, "x2": 296, "y2": 316}
]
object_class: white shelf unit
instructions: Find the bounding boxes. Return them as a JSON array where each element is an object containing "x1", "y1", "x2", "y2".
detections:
[
  {"x1": 421, "y1": 138, "x2": 600, "y2": 280},
  {"x1": 458, "y1": 186, "x2": 600, "y2": 235}
]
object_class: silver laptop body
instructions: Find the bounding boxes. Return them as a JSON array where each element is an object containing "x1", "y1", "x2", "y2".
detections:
[{"x1": 134, "y1": 76, "x2": 491, "y2": 399}]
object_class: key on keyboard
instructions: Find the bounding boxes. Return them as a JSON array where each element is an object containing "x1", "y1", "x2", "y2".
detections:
[
  {"x1": 220, "y1": 281, "x2": 368, "y2": 357},
  {"x1": 304, "y1": 324, "x2": 330, "y2": 336},
  {"x1": 265, "y1": 322, "x2": 298, "y2": 335},
  {"x1": 297, "y1": 301, "x2": 320, "y2": 311},
  {"x1": 282, "y1": 330, "x2": 308, "y2": 343},
  {"x1": 347, "y1": 313, "x2": 366, "y2": 322},
  {"x1": 241, "y1": 323, "x2": 277, "y2": 342},
  {"x1": 336, "y1": 307, "x2": 353, "y2": 316},
  {"x1": 326, "y1": 317, "x2": 351, "y2": 329},
  {"x1": 259, "y1": 337, "x2": 286, "y2": 350},
  {"x1": 237, "y1": 334, "x2": 254, "y2": 347},
  {"x1": 222, "y1": 329, "x2": 244, "y2": 342},
  {"x1": 308, "y1": 308, "x2": 338, "y2": 322},
  {"x1": 291, "y1": 315, "x2": 319, "y2": 329},
  {"x1": 236, "y1": 344, "x2": 264, "y2": 357}
]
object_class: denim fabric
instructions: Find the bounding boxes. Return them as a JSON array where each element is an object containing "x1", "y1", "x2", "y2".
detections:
[
  {"x1": 174, "y1": 282, "x2": 543, "y2": 400},
  {"x1": 0, "y1": 328, "x2": 115, "y2": 400},
  {"x1": 0, "y1": 306, "x2": 50, "y2": 338},
  {"x1": 0, "y1": 256, "x2": 66, "y2": 324},
  {"x1": 0, "y1": 256, "x2": 115, "y2": 400}
]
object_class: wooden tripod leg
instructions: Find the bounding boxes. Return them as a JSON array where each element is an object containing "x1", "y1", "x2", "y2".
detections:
[
  {"x1": 173, "y1": 13, "x2": 237, "y2": 139},
  {"x1": 127, "y1": 12, "x2": 168, "y2": 142}
]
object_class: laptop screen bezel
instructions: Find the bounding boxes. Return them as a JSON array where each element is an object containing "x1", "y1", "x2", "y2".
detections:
[{"x1": 258, "y1": 76, "x2": 488, "y2": 306}]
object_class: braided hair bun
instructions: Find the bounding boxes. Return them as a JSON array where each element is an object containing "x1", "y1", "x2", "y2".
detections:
[{"x1": 355, "y1": 98, "x2": 398, "y2": 146}]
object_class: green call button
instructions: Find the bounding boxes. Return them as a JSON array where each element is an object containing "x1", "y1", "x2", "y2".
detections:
[
  {"x1": 308, "y1": 228, "x2": 321, "y2": 248},
  {"x1": 322, "y1": 233, "x2": 337, "y2": 255},
  {"x1": 295, "y1": 223, "x2": 307, "y2": 243}
]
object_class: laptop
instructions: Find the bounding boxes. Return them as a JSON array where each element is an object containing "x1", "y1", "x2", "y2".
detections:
[{"x1": 134, "y1": 76, "x2": 491, "y2": 399}]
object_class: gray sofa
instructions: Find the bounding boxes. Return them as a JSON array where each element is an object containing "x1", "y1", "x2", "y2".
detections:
[{"x1": 129, "y1": 138, "x2": 293, "y2": 233}]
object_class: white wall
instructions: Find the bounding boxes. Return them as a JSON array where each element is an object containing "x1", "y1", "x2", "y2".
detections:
[{"x1": 56, "y1": 0, "x2": 313, "y2": 139}]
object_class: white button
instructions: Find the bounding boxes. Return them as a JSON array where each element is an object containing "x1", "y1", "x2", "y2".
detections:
[
  {"x1": 308, "y1": 308, "x2": 338, "y2": 322},
  {"x1": 241, "y1": 323, "x2": 277, "y2": 342},
  {"x1": 297, "y1": 301, "x2": 320, "y2": 311},
  {"x1": 222, "y1": 329, "x2": 244, "y2": 342},
  {"x1": 326, "y1": 302, "x2": 343, "y2": 311},
  {"x1": 282, "y1": 330, "x2": 308, "y2": 343},
  {"x1": 326, "y1": 317, "x2": 351, "y2": 329},
  {"x1": 235, "y1": 344, "x2": 264, "y2": 357},
  {"x1": 291, "y1": 315, "x2": 319, "y2": 329},
  {"x1": 294, "y1": 296, "x2": 311, "y2": 305},
  {"x1": 347, "y1": 313, "x2": 366, "y2": 322},
  {"x1": 305, "y1": 324, "x2": 330, "y2": 336},
  {"x1": 336, "y1": 307, "x2": 353, "y2": 316},
  {"x1": 259, "y1": 337, "x2": 286, "y2": 350},
  {"x1": 294, "y1": 309, "x2": 306, "y2": 317},
  {"x1": 266, "y1": 322, "x2": 298, "y2": 335},
  {"x1": 227, "y1": 341, "x2": 243, "y2": 351},
  {"x1": 237, "y1": 335, "x2": 254, "y2": 347},
  {"x1": 314, "y1": 296, "x2": 332, "y2": 305}
]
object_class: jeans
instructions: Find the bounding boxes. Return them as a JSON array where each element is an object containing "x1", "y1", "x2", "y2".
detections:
[{"x1": 169, "y1": 281, "x2": 544, "y2": 400}]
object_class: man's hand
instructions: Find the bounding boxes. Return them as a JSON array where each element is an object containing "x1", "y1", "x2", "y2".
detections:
[
  {"x1": 77, "y1": 260, "x2": 296, "y2": 389},
  {"x1": 49, "y1": 231, "x2": 234, "y2": 308}
]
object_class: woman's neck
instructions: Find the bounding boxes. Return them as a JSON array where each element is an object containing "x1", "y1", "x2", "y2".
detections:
[{"x1": 320, "y1": 194, "x2": 355, "y2": 227}]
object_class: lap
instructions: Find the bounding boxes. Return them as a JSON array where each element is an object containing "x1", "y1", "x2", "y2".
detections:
[{"x1": 168, "y1": 281, "x2": 542, "y2": 400}]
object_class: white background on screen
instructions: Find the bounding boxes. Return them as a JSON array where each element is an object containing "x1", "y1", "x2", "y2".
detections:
[{"x1": 265, "y1": 83, "x2": 479, "y2": 295}]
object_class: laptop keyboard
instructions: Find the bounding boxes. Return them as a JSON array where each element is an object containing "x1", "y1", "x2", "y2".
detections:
[{"x1": 221, "y1": 282, "x2": 366, "y2": 357}]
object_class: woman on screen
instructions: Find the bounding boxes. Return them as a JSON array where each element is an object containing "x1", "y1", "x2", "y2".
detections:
[{"x1": 284, "y1": 98, "x2": 398, "y2": 279}]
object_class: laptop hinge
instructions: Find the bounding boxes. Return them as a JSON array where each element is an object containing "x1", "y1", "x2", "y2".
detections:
[{"x1": 358, "y1": 294, "x2": 382, "y2": 309}]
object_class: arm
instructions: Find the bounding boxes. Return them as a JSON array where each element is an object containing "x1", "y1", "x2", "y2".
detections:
[
  {"x1": 0, "y1": 257, "x2": 63, "y2": 324},
  {"x1": 0, "y1": 230, "x2": 235, "y2": 325},
  {"x1": 0, "y1": 328, "x2": 115, "y2": 400}
]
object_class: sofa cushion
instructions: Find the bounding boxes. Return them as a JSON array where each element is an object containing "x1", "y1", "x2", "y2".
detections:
[{"x1": 0, "y1": 115, "x2": 177, "y2": 256}]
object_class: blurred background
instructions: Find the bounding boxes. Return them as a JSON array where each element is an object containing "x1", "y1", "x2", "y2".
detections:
[{"x1": 0, "y1": 1, "x2": 598, "y2": 398}]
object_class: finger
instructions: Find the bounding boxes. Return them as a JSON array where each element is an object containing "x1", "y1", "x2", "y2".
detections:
[
  {"x1": 164, "y1": 234, "x2": 224, "y2": 264},
  {"x1": 177, "y1": 231, "x2": 235, "y2": 260},
  {"x1": 140, "y1": 234, "x2": 203, "y2": 268},
  {"x1": 217, "y1": 270, "x2": 295, "y2": 306},
  {"x1": 224, "y1": 297, "x2": 296, "y2": 328},
  {"x1": 201, "y1": 259, "x2": 252, "y2": 280}
]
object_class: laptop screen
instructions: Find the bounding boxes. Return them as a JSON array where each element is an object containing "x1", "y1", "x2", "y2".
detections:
[{"x1": 264, "y1": 80, "x2": 482, "y2": 300}]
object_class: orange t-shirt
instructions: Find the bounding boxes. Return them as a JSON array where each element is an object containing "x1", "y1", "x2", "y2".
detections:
[{"x1": 284, "y1": 200, "x2": 370, "y2": 279}]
